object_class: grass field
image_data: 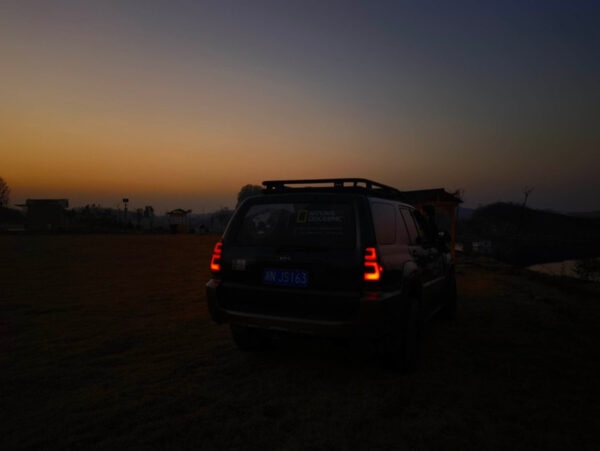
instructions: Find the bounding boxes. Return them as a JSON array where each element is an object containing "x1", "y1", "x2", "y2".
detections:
[{"x1": 2, "y1": 234, "x2": 599, "y2": 449}]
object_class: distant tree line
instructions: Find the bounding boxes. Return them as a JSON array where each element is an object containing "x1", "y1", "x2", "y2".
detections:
[
  {"x1": 457, "y1": 202, "x2": 600, "y2": 265},
  {"x1": 574, "y1": 258, "x2": 600, "y2": 282},
  {"x1": 0, "y1": 177, "x2": 10, "y2": 207},
  {"x1": 1, "y1": 182, "x2": 266, "y2": 234},
  {"x1": 237, "y1": 184, "x2": 263, "y2": 205}
]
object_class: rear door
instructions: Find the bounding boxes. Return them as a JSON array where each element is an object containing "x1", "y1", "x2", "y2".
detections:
[
  {"x1": 218, "y1": 195, "x2": 364, "y2": 320},
  {"x1": 230, "y1": 198, "x2": 360, "y2": 287}
]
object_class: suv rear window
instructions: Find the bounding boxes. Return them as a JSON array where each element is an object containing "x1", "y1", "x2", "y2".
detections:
[
  {"x1": 234, "y1": 202, "x2": 356, "y2": 249},
  {"x1": 371, "y1": 202, "x2": 396, "y2": 245}
]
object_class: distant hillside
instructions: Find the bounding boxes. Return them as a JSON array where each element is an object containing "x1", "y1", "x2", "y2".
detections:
[
  {"x1": 567, "y1": 210, "x2": 600, "y2": 218},
  {"x1": 457, "y1": 202, "x2": 600, "y2": 265},
  {"x1": 456, "y1": 207, "x2": 475, "y2": 220}
]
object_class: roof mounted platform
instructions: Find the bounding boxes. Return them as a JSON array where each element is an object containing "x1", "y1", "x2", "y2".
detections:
[{"x1": 262, "y1": 178, "x2": 407, "y2": 201}]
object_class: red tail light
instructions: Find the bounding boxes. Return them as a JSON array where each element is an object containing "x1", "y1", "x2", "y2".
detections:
[
  {"x1": 210, "y1": 242, "x2": 223, "y2": 272},
  {"x1": 364, "y1": 247, "x2": 382, "y2": 281}
]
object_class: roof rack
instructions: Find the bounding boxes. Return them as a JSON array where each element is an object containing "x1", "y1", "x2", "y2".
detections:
[{"x1": 262, "y1": 178, "x2": 407, "y2": 201}]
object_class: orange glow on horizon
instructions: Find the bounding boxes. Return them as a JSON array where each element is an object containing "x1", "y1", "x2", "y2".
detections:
[{"x1": 2, "y1": 2, "x2": 599, "y2": 213}]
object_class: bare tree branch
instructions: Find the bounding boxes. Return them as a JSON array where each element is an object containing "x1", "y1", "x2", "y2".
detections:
[{"x1": 0, "y1": 177, "x2": 10, "y2": 207}]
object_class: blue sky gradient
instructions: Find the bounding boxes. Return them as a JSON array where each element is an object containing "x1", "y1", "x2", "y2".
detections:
[{"x1": 1, "y1": 1, "x2": 598, "y2": 211}]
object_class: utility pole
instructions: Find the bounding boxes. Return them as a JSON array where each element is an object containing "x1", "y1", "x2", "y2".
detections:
[{"x1": 122, "y1": 198, "x2": 129, "y2": 225}]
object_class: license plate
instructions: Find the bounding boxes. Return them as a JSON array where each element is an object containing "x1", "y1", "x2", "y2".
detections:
[{"x1": 263, "y1": 268, "x2": 309, "y2": 287}]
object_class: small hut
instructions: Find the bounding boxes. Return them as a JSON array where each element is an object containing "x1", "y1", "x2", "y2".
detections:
[
  {"x1": 18, "y1": 199, "x2": 69, "y2": 231},
  {"x1": 167, "y1": 208, "x2": 191, "y2": 233},
  {"x1": 403, "y1": 189, "x2": 462, "y2": 257}
]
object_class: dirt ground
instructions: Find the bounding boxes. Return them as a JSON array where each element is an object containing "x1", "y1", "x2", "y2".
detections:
[{"x1": 2, "y1": 234, "x2": 599, "y2": 450}]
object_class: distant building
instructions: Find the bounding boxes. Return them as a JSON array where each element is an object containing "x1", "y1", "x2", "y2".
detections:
[
  {"x1": 167, "y1": 208, "x2": 191, "y2": 233},
  {"x1": 18, "y1": 199, "x2": 69, "y2": 231}
]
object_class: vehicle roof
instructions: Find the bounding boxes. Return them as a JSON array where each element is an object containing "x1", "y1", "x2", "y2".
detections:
[
  {"x1": 261, "y1": 178, "x2": 411, "y2": 204},
  {"x1": 367, "y1": 196, "x2": 414, "y2": 209}
]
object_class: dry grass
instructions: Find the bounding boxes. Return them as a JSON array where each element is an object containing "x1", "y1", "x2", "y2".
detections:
[{"x1": 1, "y1": 235, "x2": 599, "y2": 449}]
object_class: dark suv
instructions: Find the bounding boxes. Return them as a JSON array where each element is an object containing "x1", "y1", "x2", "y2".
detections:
[{"x1": 206, "y1": 178, "x2": 456, "y2": 370}]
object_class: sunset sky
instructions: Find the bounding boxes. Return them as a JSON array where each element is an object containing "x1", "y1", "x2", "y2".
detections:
[{"x1": 1, "y1": 1, "x2": 599, "y2": 213}]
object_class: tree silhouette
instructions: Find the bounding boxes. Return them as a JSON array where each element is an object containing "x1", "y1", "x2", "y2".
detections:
[
  {"x1": 521, "y1": 186, "x2": 534, "y2": 208},
  {"x1": 136, "y1": 208, "x2": 143, "y2": 229},
  {"x1": 237, "y1": 184, "x2": 263, "y2": 205},
  {"x1": 144, "y1": 206, "x2": 155, "y2": 229},
  {"x1": 209, "y1": 207, "x2": 233, "y2": 232},
  {"x1": 516, "y1": 186, "x2": 534, "y2": 239},
  {"x1": 0, "y1": 177, "x2": 10, "y2": 207}
]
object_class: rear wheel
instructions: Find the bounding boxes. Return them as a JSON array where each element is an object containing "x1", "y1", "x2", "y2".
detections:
[
  {"x1": 230, "y1": 324, "x2": 270, "y2": 351},
  {"x1": 381, "y1": 296, "x2": 422, "y2": 372},
  {"x1": 438, "y1": 272, "x2": 457, "y2": 320}
]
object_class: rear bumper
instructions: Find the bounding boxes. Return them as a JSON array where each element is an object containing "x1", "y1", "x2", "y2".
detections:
[{"x1": 205, "y1": 279, "x2": 403, "y2": 339}]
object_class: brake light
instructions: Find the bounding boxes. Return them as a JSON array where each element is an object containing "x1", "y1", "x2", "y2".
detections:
[
  {"x1": 364, "y1": 247, "x2": 382, "y2": 281},
  {"x1": 210, "y1": 242, "x2": 223, "y2": 271}
]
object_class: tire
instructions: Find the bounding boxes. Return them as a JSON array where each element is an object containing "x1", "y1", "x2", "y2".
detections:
[
  {"x1": 438, "y1": 272, "x2": 457, "y2": 320},
  {"x1": 381, "y1": 296, "x2": 422, "y2": 372},
  {"x1": 230, "y1": 324, "x2": 270, "y2": 351}
]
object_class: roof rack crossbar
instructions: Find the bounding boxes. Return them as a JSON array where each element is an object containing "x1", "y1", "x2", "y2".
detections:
[
  {"x1": 263, "y1": 178, "x2": 397, "y2": 190},
  {"x1": 261, "y1": 178, "x2": 406, "y2": 200}
]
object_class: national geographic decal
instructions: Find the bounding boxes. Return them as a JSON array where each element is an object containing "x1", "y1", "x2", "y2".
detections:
[{"x1": 297, "y1": 210, "x2": 343, "y2": 223}]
